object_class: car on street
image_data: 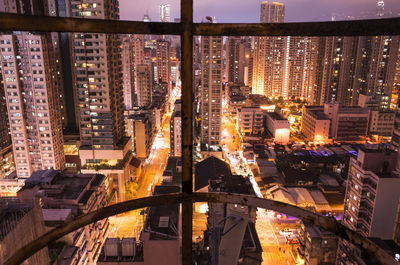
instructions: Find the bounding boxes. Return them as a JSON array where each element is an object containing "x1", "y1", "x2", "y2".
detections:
[{"x1": 279, "y1": 229, "x2": 292, "y2": 236}]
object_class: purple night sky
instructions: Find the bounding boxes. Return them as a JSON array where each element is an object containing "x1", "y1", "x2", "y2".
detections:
[{"x1": 119, "y1": 0, "x2": 400, "y2": 23}]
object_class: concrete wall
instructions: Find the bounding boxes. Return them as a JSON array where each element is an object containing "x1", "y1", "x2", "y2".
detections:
[{"x1": 370, "y1": 178, "x2": 400, "y2": 239}]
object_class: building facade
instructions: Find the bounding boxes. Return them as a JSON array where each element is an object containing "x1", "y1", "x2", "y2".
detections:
[
  {"x1": 136, "y1": 64, "x2": 153, "y2": 108},
  {"x1": 170, "y1": 100, "x2": 182, "y2": 156},
  {"x1": 200, "y1": 33, "x2": 223, "y2": 146},
  {"x1": 301, "y1": 106, "x2": 330, "y2": 142},
  {"x1": 0, "y1": 33, "x2": 65, "y2": 178},
  {"x1": 265, "y1": 112, "x2": 290, "y2": 145},
  {"x1": 122, "y1": 35, "x2": 136, "y2": 110},
  {"x1": 342, "y1": 148, "x2": 400, "y2": 239},
  {"x1": 69, "y1": 0, "x2": 125, "y2": 151},
  {"x1": 238, "y1": 107, "x2": 264, "y2": 135}
]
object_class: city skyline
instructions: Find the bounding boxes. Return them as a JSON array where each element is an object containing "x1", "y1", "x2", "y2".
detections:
[
  {"x1": 119, "y1": 0, "x2": 400, "y2": 23},
  {"x1": 0, "y1": 0, "x2": 400, "y2": 264}
]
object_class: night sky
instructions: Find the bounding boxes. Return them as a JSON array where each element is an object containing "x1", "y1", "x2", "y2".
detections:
[{"x1": 119, "y1": 0, "x2": 400, "y2": 23}]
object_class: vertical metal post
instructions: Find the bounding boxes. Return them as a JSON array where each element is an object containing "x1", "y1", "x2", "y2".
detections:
[{"x1": 181, "y1": 0, "x2": 193, "y2": 264}]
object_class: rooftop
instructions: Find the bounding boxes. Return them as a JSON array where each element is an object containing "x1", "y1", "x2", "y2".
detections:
[
  {"x1": 304, "y1": 106, "x2": 330, "y2": 120},
  {"x1": 195, "y1": 156, "x2": 232, "y2": 191},
  {"x1": 267, "y1": 111, "x2": 286, "y2": 121},
  {"x1": 209, "y1": 174, "x2": 255, "y2": 195},
  {"x1": 146, "y1": 185, "x2": 180, "y2": 240},
  {"x1": 21, "y1": 171, "x2": 105, "y2": 201}
]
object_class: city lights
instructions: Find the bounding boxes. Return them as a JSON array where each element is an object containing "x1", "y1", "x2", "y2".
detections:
[{"x1": 0, "y1": 0, "x2": 399, "y2": 264}]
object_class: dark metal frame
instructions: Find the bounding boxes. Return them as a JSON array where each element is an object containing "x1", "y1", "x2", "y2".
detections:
[{"x1": 1, "y1": 1, "x2": 400, "y2": 264}]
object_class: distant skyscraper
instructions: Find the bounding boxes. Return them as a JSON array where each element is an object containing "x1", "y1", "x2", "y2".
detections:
[
  {"x1": 226, "y1": 37, "x2": 247, "y2": 84},
  {"x1": 159, "y1": 4, "x2": 171, "y2": 22},
  {"x1": 260, "y1": 1, "x2": 268, "y2": 23},
  {"x1": 170, "y1": 56, "x2": 180, "y2": 86},
  {"x1": 313, "y1": 35, "x2": 399, "y2": 108},
  {"x1": 269, "y1": 2, "x2": 285, "y2": 23},
  {"x1": 143, "y1": 12, "x2": 151, "y2": 22},
  {"x1": 354, "y1": 35, "x2": 400, "y2": 110},
  {"x1": 136, "y1": 64, "x2": 153, "y2": 108},
  {"x1": 264, "y1": 35, "x2": 287, "y2": 97},
  {"x1": 313, "y1": 36, "x2": 357, "y2": 105},
  {"x1": 132, "y1": 35, "x2": 145, "y2": 106},
  {"x1": 170, "y1": 100, "x2": 181, "y2": 156},
  {"x1": 156, "y1": 40, "x2": 171, "y2": 85},
  {"x1": 286, "y1": 37, "x2": 318, "y2": 100},
  {"x1": 121, "y1": 34, "x2": 144, "y2": 109},
  {"x1": 0, "y1": 0, "x2": 65, "y2": 178},
  {"x1": 122, "y1": 36, "x2": 135, "y2": 110},
  {"x1": 251, "y1": 2, "x2": 286, "y2": 97},
  {"x1": 376, "y1": 0, "x2": 385, "y2": 17},
  {"x1": 200, "y1": 31, "x2": 223, "y2": 146}
]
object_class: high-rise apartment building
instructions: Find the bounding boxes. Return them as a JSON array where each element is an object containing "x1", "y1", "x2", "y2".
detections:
[
  {"x1": 0, "y1": 71, "x2": 15, "y2": 181},
  {"x1": 354, "y1": 36, "x2": 399, "y2": 110},
  {"x1": 0, "y1": 71, "x2": 11, "y2": 152},
  {"x1": 226, "y1": 37, "x2": 248, "y2": 84},
  {"x1": 269, "y1": 2, "x2": 285, "y2": 23},
  {"x1": 251, "y1": 2, "x2": 286, "y2": 97},
  {"x1": 200, "y1": 32, "x2": 223, "y2": 146},
  {"x1": 159, "y1": 4, "x2": 170, "y2": 22},
  {"x1": 0, "y1": 34, "x2": 65, "y2": 178},
  {"x1": 68, "y1": 0, "x2": 133, "y2": 203},
  {"x1": 132, "y1": 35, "x2": 145, "y2": 76},
  {"x1": 312, "y1": 36, "x2": 359, "y2": 105},
  {"x1": 264, "y1": 35, "x2": 287, "y2": 97},
  {"x1": 170, "y1": 100, "x2": 182, "y2": 156},
  {"x1": 156, "y1": 40, "x2": 171, "y2": 86},
  {"x1": 68, "y1": 0, "x2": 124, "y2": 150},
  {"x1": 136, "y1": 64, "x2": 153, "y2": 108},
  {"x1": 286, "y1": 36, "x2": 318, "y2": 100},
  {"x1": 0, "y1": 0, "x2": 65, "y2": 178},
  {"x1": 122, "y1": 35, "x2": 135, "y2": 110},
  {"x1": 170, "y1": 56, "x2": 180, "y2": 87},
  {"x1": 342, "y1": 148, "x2": 400, "y2": 239},
  {"x1": 312, "y1": 35, "x2": 399, "y2": 108},
  {"x1": 121, "y1": 34, "x2": 144, "y2": 110},
  {"x1": 260, "y1": 1, "x2": 269, "y2": 23},
  {"x1": 251, "y1": 35, "x2": 267, "y2": 95},
  {"x1": 376, "y1": 0, "x2": 385, "y2": 17},
  {"x1": 338, "y1": 147, "x2": 400, "y2": 264}
]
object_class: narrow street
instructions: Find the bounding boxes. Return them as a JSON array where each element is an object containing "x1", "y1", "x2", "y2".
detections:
[
  {"x1": 108, "y1": 100, "x2": 174, "y2": 239},
  {"x1": 221, "y1": 111, "x2": 299, "y2": 265}
]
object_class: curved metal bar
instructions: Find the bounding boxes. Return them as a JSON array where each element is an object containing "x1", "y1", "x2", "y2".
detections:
[
  {"x1": 4, "y1": 193, "x2": 185, "y2": 265},
  {"x1": 4, "y1": 192, "x2": 397, "y2": 265}
]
